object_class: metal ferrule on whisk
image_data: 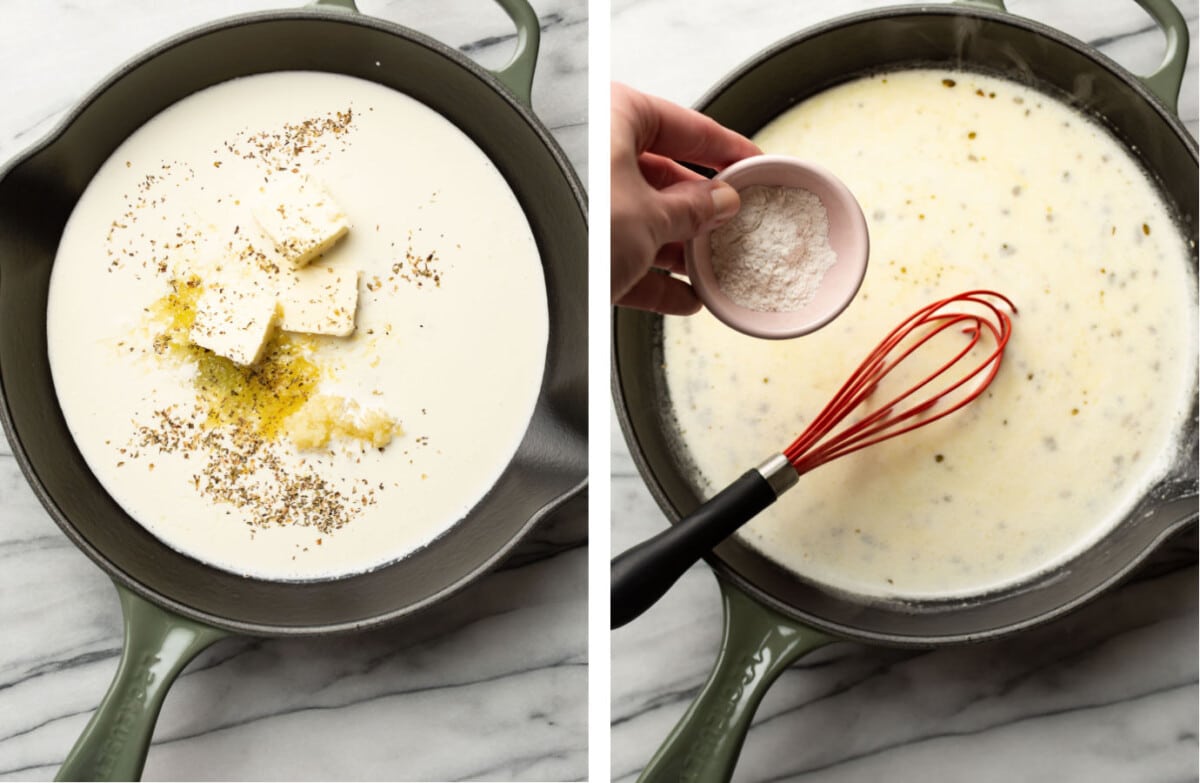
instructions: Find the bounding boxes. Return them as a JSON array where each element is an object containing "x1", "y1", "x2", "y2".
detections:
[{"x1": 755, "y1": 453, "x2": 798, "y2": 497}]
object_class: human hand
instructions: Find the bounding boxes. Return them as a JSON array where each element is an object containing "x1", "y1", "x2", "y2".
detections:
[{"x1": 610, "y1": 82, "x2": 761, "y2": 314}]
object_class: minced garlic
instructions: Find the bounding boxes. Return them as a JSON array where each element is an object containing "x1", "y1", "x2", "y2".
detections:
[{"x1": 286, "y1": 394, "x2": 403, "y2": 450}]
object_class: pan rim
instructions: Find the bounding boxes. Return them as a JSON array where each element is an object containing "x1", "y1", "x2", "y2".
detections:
[
  {"x1": 0, "y1": 7, "x2": 589, "y2": 214},
  {"x1": 0, "y1": 6, "x2": 588, "y2": 636},
  {"x1": 693, "y1": 2, "x2": 1198, "y2": 153}
]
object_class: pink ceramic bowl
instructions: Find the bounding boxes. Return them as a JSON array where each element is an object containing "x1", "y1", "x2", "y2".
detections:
[{"x1": 685, "y1": 155, "x2": 869, "y2": 339}]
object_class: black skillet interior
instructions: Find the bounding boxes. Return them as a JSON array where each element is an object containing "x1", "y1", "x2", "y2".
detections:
[
  {"x1": 0, "y1": 11, "x2": 587, "y2": 635},
  {"x1": 614, "y1": 5, "x2": 1198, "y2": 645}
]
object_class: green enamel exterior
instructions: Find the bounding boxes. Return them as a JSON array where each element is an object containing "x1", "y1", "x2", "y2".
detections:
[
  {"x1": 953, "y1": 0, "x2": 1008, "y2": 10},
  {"x1": 56, "y1": 584, "x2": 229, "y2": 782},
  {"x1": 491, "y1": 0, "x2": 541, "y2": 106},
  {"x1": 637, "y1": 579, "x2": 833, "y2": 783},
  {"x1": 312, "y1": 0, "x2": 358, "y2": 11},
  {"x1": 954, "y1": 0, "x2": 1189, "y2": 109},
  {"x1": 313, "y1": 0, "x2": 540, "y2": 105},
  {"x1": 623, "y1": 1, "x2": 1194, "y2": 781},
  {"x1": 3, "y1": 0, "x2": 577, "y2": 779},
  {"x1": 46, "y1": 2, "x2": 550, "y2": 779},
  {"x1": 1133, "y1": 0, "x2": 1189, "y2": 110}
]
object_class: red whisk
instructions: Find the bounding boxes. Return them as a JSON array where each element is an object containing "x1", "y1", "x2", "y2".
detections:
[{"x1": 612, "y1": 290, "x2": 1016, "y2": 628}]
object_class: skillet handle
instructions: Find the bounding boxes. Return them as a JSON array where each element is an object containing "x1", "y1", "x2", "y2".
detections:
[
  {"x1": 637, "y1": 578, "x2": 833, "y2": 783},
  {"x1": 489, "y1": 0, "x2": 542, "y2": 107},
  {"x1": 310, "y1": 0, "x2": 541, "y2": 107},
  {"x1": 1131, "y1": 0, "x2": 1189, "y2": 112},
  {"x1": 56, "y1": 583, "x2": 229, "y2": 782},
  {"x1": 953, "y1": 0, "x2": 1190, "y2": 113}
]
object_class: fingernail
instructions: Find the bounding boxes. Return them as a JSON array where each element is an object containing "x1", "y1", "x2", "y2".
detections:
[{"x1": 710, "y1": 182, "x2": 740, "y2": 222}]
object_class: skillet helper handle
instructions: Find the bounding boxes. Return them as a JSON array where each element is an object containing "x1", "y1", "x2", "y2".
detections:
[
  {"x1": 489, "y1": 0, "x2": 542, "y2": 106},
  {"x1": 638, "y1": 579, "x2": 833, "y2": 783},
  {"x1": 57, "y1": 583, "x2": 229, "y2": 782},
  {"x1": 310, "y1": 0, "x2": 541, "y2": 107},
  {"x1": 1131, "y1": 0, "x2": 1189, "y2": 112},
  {"x1": 953, "y1": 0, "x2": 1189, "y2": 112},
  {"x1": 611, "y1": 468, "x2": 778, "y2": 629}
]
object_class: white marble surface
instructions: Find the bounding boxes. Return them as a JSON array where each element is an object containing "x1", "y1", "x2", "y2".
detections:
[
  {"x1": 612, "y1": 1, "x2": 1198, "y2": 781},
  {"x1": 0, "y1": 1, "x2": 586, "y2": 781}
]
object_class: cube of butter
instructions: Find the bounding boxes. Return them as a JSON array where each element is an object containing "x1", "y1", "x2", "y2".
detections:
[
  {"x1": 252, "y1": 178, "x2": 349, "y2": 269},
  {"x1": 278, "y1": 269, "x2": 361, "y2": 337},
  {"x1": 190, "y1": 280, "x2": 279, "y2": 366}
]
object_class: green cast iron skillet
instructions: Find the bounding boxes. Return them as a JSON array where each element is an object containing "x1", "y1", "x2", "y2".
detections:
[
  {"x1": 0, "y1": 0, "x2": 586, "y2": 779},
  {"x1": 612, "y1": 0, "x2": 1197, "y2": 780}
]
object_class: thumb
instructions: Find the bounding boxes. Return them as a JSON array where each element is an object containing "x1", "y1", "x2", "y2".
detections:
[{"x1": 651, "y1": 180, "x2": 740, "y2": 245}]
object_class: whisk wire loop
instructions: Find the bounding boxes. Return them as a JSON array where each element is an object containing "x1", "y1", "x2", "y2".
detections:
[{"x1": 784, "y1": 290, "x2": 1015, "y2": 474}]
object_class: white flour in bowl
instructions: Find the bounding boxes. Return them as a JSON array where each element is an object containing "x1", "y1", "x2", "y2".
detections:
[{"x1": 709, "y1": 185, "x2": 838, "y2": 311}]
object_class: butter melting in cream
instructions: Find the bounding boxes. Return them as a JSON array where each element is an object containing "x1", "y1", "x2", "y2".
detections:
[{"x1": 48, "y1": 72, "x2": 548, "y2": 580}]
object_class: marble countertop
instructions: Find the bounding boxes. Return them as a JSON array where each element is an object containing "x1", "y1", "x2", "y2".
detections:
[
  {"x1": 611, "y1": 1, "x2": 1198, "y2": 781},
  {"x1": 0, "y1": 1, "x2": 586, "y2": 780}
]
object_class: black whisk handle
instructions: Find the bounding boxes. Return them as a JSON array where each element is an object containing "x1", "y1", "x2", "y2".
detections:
[{"x1": 611, "y1": 468, "x2": 779, "y2": 629}]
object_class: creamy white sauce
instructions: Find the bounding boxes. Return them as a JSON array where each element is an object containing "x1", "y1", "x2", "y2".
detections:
[
  {"x1": 48, "y1": 72, "x2": 548, "y2": 581},
  {"x1": 664, "y1": 70, "x2": 1196, "y2": 600}
]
